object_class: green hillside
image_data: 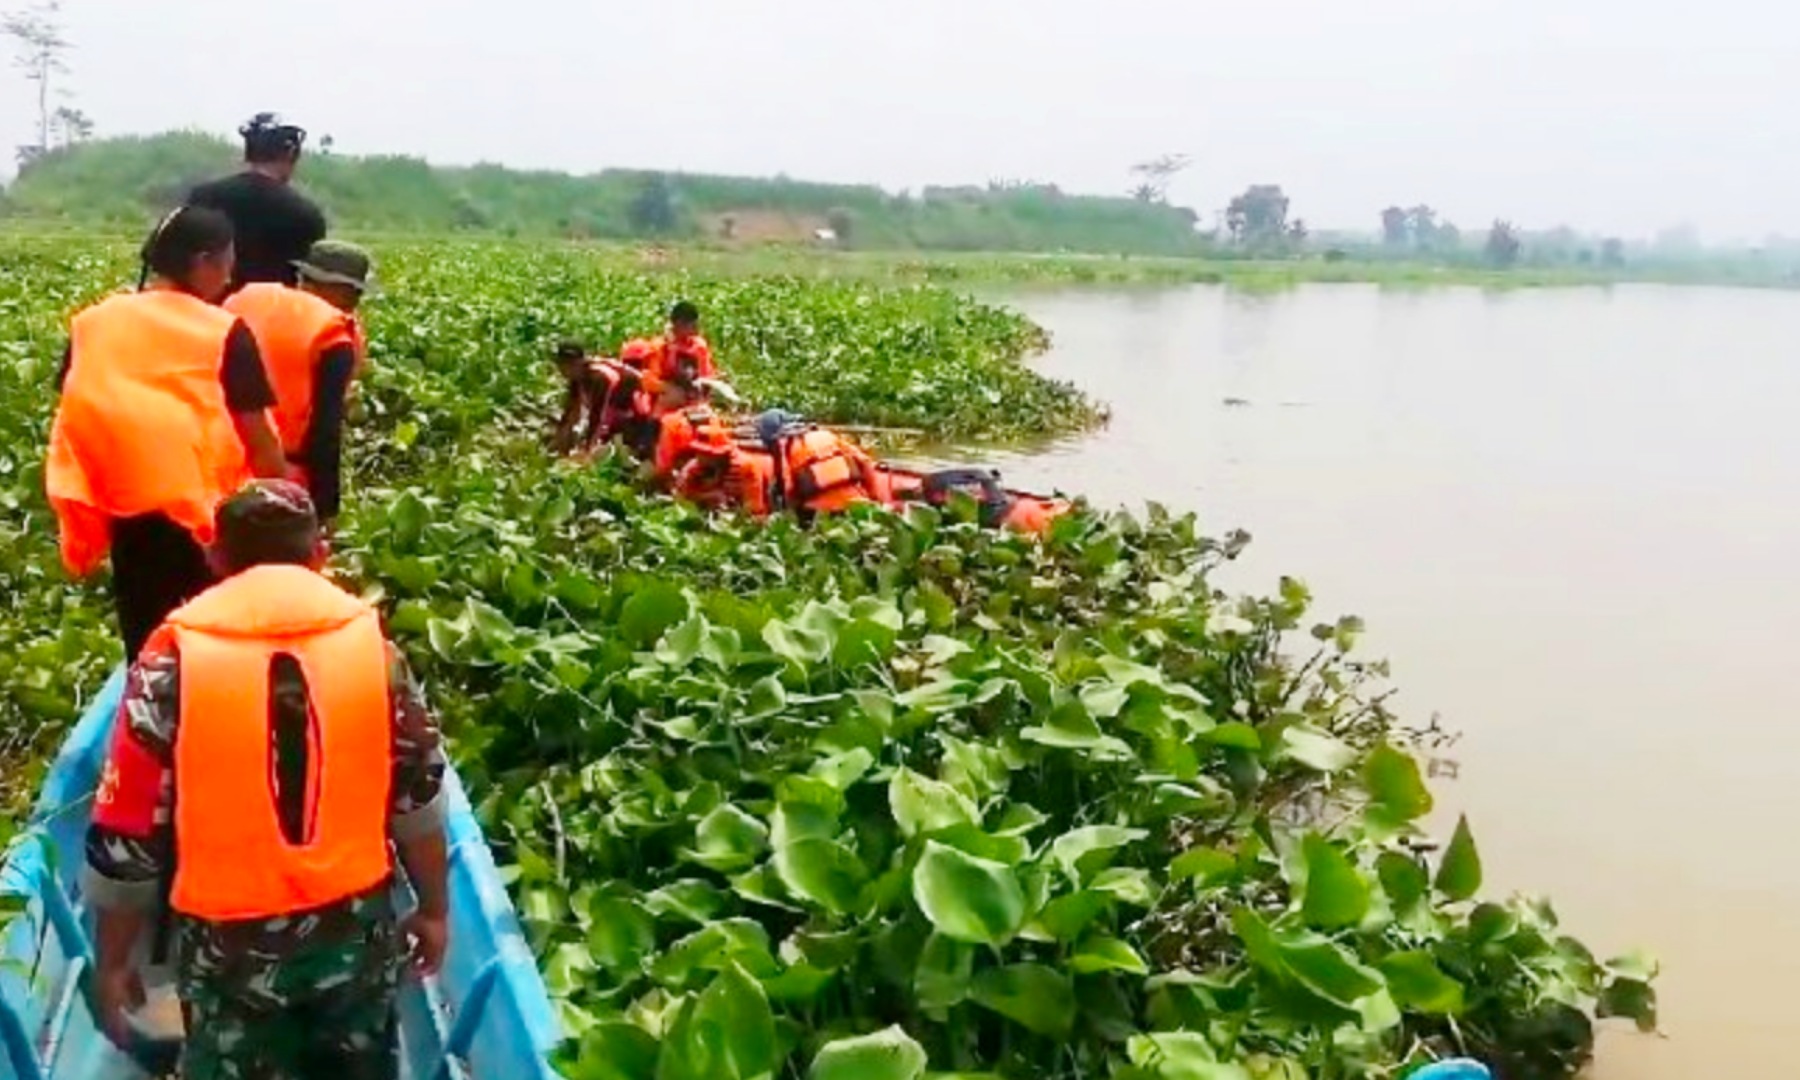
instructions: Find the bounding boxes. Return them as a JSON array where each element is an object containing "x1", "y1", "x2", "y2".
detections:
[{"x1": 0, "y1": 132, "x2": 1209, "y2": 256}]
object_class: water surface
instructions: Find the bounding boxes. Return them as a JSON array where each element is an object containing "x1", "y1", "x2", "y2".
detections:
[{"x1": 981, "y1": 283, "x2": 1800, "y2": 1079}]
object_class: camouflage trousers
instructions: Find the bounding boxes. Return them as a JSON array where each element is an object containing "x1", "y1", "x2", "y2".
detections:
[{"x1": 174, "y1": 898, "x2": 403, "y2": 1080}]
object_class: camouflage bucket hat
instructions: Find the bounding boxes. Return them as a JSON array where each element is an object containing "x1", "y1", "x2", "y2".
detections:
[{"x1": 293, "y1": 239, "x2": 382, "y2": 296}]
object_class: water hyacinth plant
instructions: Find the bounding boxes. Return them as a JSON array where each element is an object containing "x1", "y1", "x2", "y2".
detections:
[{"x1": 0, "y1": 235, "x2": 1655, "y2": 1077}]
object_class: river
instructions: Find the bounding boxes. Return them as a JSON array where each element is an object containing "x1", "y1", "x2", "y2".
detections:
[{"x1": 980, "y1": 283, "x2": 1800, "y2": 1079}]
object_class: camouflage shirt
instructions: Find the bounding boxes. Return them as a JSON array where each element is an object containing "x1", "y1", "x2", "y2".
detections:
[{"x1": 84, "y1": 633, "x2": 447, "y2": 1007}]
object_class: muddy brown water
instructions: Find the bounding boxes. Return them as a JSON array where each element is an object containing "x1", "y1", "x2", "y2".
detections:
[{"x1": 965, "y1": 283, "x2": 1800, "y2": 1078}]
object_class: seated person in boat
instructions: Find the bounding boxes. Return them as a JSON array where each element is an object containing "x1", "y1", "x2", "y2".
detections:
[
  {"x1": 550, "y1": 340, "x2": 651, "y2": 455},
  {"x1": 672, "y1": 423, "x2": 776, "y2": 517},
  {"x1": 86, "y1": 480, "x2": 450, "y2": 1079}
]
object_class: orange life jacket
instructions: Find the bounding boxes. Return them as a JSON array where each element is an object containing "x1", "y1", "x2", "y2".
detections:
[
  {"x1": 654, "y1": 405, "x2": 726, "y2": 476},
  {"x1": 44, "y1": 289, "x2": 251, "y2": 576},
  {"x1": 780, "y1": 428, "x2": 876, "y2": 512},
  {"x1": 224, "y1": 283, "x2": 360, "y2": 456},
  {"x1": 648, "y1": 332, "x2": 717, "y2": 386},
  {"x1": 167, "y1": 563, "x2": 393, "y2": 922}
]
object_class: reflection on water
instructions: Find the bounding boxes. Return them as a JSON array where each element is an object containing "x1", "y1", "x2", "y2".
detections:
[{"x1": 976, "y1": 283, "x2": 1800, "y2": 1080}]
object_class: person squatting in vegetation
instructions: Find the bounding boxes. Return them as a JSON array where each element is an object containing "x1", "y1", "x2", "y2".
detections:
[
  {"x1": 45, "y1": 206, "x2": 289, "y2": 658},
  {"x1": 187, "y1": 112, "x2": 328, "y2": 293},
  {"x1": 648, "y1": 375, "x2": 736, "y2": 487},
  {"x1": 224, "y1": 240, "x2": 380, "y2": 523},
  {"x1": 550, "y1": 339, "x2": 656, "y2": 456},
  {"x1": 756, "y1": 410, "x2": 885, "y2": 517},
  {"x1": 671, "y1": 422, "x2": 776, "y2": 517},
  {"x1": 86, "y1": 480, "x2": 450, "y2": 1080},
  {"x1": 641, "y1": 299, "x2": 716, "y2": 395}
]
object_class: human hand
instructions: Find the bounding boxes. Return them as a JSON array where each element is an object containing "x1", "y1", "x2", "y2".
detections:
[
  {"x1": 95, "y1": 963, "x2": 145, "y2": 1048},
  {"x1": 401, "y1": 910, "x2": 448, "y2": 978}
]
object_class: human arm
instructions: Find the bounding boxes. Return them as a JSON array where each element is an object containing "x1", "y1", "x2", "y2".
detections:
[
  {"x1": 221, "y1": 321, "x2": 287, "y2": 478},
  {"x1": 301, "y1": 343, "x2": 356, "y2": 520},
  {"x1": 84, "y1": 642, "x2": 180, "y2": 1044},
  {"x1": 387, "y1": 643, "x2": 449, "y2": 974}
]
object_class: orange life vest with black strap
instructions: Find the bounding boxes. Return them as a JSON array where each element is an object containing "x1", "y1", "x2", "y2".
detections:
[
  {"x1": 223, "y1": 283, "x2": 361, "y2": 457},
  {"x1": 654, "y1": 404, "x2": 727, "y2": 476},
  {"x1": 779, "y1": 428, "x2": 876, "y2": 512},
  {"x1": 647, "y1": 332, "x2": 716, "y2": 387},
  {"x1": 45, "y1": 289, "x2": 251, "y2": 576},
  {"x1": 166, "y1": 563, "x2": 393, "y2": 922}
]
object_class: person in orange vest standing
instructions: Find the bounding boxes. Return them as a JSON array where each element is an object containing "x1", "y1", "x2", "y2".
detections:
[
  {"x1": 224, "y1": 240, "x2": 379, "y2": 523},
  {"x1": 45, "y1": 206, "x2": 290, "y2": 659},
  {"x1": 86, "y1": 480, "x2": 449, "y2": 1077}
]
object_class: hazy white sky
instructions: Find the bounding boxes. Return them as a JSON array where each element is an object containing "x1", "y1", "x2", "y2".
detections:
[{"x1": 1, "y1": 0, "x2": 1790, "y2": 238}]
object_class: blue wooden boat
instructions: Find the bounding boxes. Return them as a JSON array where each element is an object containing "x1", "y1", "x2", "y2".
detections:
[{"x1": 0, "y1": 669, "x2": 562, "y2": 1079}]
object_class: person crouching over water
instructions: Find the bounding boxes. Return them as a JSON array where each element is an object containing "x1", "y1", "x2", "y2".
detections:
[
  {"x1": 87, "y1": 480, "x2": 449, "y2": 1079},
  {"x1": 646, "y1": 375, "x2": 733, "y2": 488},
  {"x1": 755, "y1": 410, "x2": 884, "y2": 520},
  {"x1": 224, "y1": 240, "x2": 380, "y2": 526},
  {"x1": 550, "y1": 339, "x2": 654, "y2": 456},
  {"x1": 672, "y1": 423, "x2": 776, "y2": 517},
  {"x1": 45, "y1": 206, "x2": 289, "y2": 659}
]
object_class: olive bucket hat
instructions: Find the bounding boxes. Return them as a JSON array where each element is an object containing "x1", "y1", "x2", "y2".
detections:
[{"x1": 293, "y1": 239, "x2": 382, "y2": 297}]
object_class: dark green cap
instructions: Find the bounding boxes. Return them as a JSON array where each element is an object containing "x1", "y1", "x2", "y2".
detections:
[{"x1": 294, "y1": 240, "x2": 380, "y2": 295}]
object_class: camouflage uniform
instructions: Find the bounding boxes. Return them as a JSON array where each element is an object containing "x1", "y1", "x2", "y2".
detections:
[{"x1": 85, "y1": 636, "x2": 446, "y2": 1080}]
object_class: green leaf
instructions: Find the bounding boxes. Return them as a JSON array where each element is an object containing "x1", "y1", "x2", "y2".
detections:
[
  {"x1": 895, "y1": 679, "x2": 968, "y2": 713},
  {"x1": 970, "y1": 963, "x2": 1076, "y2": 1039},
  {"x1": 1031, "y1": 889, "x2": 1110, "y2": 942},
  {"x1": 1170, "y1": 847, "x2": 1236, "y2": 886},
  {"x1": 1204, "y1": 722, "x2": 1262, "y2": 751},
  {"x1": 912, "y1": 840, "x2": 1026, "y2": 945},
  {"x1": 656, "y1": 615, "x2": 709, "y2": 668},
  {"x1": 1050, "y1": 825, "x2": 1147, "y2": 883},
  {"x1": 1299, "y1": 834, "x2": 1370, "y2": 930},
  {"x1": 1467, "y1": 902, "x2": 1518, "y2": 944},
  {"x1": 655, "y1": 962, "x2": 778, "y2": 1080},
  {"x1": 1070, "y1": 935, "x2": 1149, "y2": 975},
  {"x1": 1379, "y1": 951, "x2": 1465, "y2": 1015},
  {"x1": 1091, "y1": 867, "x2": 1156, "y2": 907},
  {"x1": 811, "y1": 748, "x2": 875, "y2": 791},
  {"x1": 696, "y1": 963, "x2": 778, "y2": 1078},
  {"x1": 684, "y1": 804, "x2": 770, "y2": 873},
  {"x1": 587, "y1": 897, "x2": 657, "y2": 972},
  {"x1": 808, "y1": 1025, "x2": 928, "y2": 1080},
  {"x1": 620, "y1": 582, "x2": 690, "y2": 648},
  {"x1": 1020, "y1": 700, "x2": 1135, "y2": 761},
  {"x1": 1278, "y1": 725, "x2": 1356, "y2": 773},
  {"x1": 1232, "y1": 909, "x2": 1383, "y2": 1010},
  {"x1": 1079, "y1": 680, "x2": 1130, "y2": 719},
  {"x1": 1376, "y1": 852, "x2": 1429, "y2": 911},
  {"x1": 574, "y1": 1020, "x2": 661, "y2": 1080},
  {"x1": 771, "y1": 801, "x2": 838, "y2": 849},
  {"x1": 1363, "y1": 744, "x2": 1433, "y2": 824},
  {"x1": 765, "y1": 617, "x2": 833, "y2": 665},
  {"x1": 774, "y1": 838, "x2": 869, "y2": 915},
  {"x1": 1599, "y1": 977, "x2": 1659, "y2": 1032},
  {"x1": 747, "y1": 674, "x2": 787, "y2": 718},
  {"x1": 890, "y1": 767, "x2": 979, "y2": 838},
  {"x1": 645, "y1": 880, "x2": 729, "y2": 926},
  {"x1": 914, "y1": 932, "x2": 975, "y2": 1010},
  {"x1": 1434, "y1": 815, "x2": 1483, "y2": 901},
  {"x1": 1125, "y1": 1031, "x2": 1251, "y2": 1080}
]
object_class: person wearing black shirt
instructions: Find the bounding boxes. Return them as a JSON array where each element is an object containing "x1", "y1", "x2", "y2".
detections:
[{"x1": 187, "y1": 113, "x2": 327, "y2": 291}]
